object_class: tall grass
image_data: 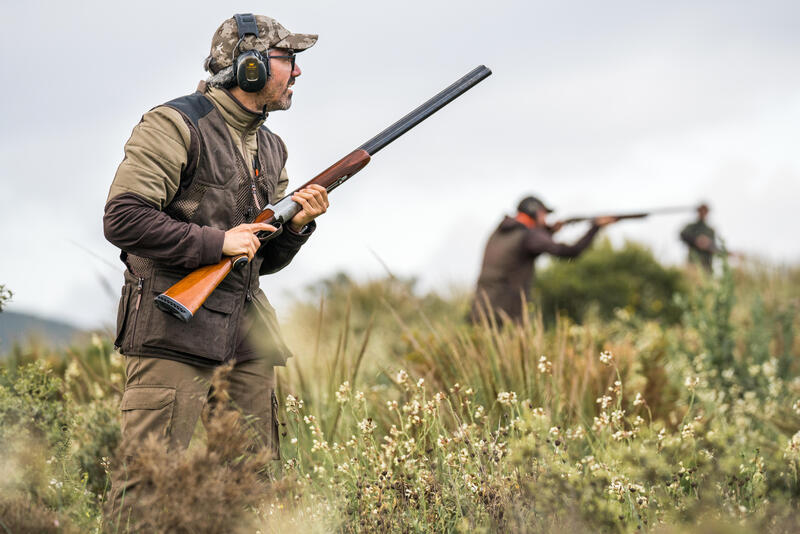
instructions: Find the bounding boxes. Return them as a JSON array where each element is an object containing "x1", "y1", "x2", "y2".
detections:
[{"x1": 0, "y1": 259, "x2": 799, "y2": 532}]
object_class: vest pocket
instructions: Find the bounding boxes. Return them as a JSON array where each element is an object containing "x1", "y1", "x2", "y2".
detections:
[{"x1": 141, "y1": 270, "x2": 239, "y2": 361}]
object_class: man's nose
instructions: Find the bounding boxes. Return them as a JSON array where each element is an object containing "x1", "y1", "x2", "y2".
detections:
[{"x1": 293, "y1": 62, "x2": 302, "y2": 77}]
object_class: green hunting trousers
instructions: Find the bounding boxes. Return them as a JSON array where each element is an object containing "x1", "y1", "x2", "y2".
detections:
[{"x1": 108, "y1": 355, "x2": 279, "y2": 523}]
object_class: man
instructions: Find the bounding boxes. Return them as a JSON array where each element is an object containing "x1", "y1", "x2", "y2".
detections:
[
  {"x1": 103, "y1": 14, "x2": 325, "y2": 515},
  {"x1": 679, "y1": 203, "x2": 718, "y2": 272},
  {"x1": 471, "y1": 195, "x2": 616, "y2": 323}
]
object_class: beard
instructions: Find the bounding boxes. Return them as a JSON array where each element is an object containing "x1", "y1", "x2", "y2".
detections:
[{"x1": 262, "y1": 78, "x2": 295, "y2": 112}]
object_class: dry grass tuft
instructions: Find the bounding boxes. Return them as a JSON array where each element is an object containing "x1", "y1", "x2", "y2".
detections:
[
  {"x1": 105, "y1": 365, "x2": 276, "y2": 534},
  {"x1": 0, "y1": 492, "x2": 77, "y2": 534}
]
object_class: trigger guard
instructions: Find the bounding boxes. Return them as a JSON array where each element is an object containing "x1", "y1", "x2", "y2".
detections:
[{"x1": 257, "y1": 221, "x2": 283, "y2": 244}]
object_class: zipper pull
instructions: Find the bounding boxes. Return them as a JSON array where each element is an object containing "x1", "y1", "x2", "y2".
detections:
[
  {"x1": 250, "y1": 156, "x2": 262, "y2": 210},
  {"x1": 135, "y1": 278, "x2": 144, "y2": 310}
]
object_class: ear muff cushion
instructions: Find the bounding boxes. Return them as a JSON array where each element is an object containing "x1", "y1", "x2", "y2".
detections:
[{"x1": 234, "y1": 50, "x2": 269, "y2": 92}]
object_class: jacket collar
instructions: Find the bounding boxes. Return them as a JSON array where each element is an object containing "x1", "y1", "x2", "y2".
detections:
[{"x1": 205, "y1": 86, "x2": 267, "y2": 133}]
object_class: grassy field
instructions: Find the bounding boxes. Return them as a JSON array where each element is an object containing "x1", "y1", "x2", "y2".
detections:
[{"x1": 1, "y1": 251, "x2": 799, "y2": 533}]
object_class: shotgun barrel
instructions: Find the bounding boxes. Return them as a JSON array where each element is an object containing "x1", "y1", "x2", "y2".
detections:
[
  {"x1": 359, "y1": 65, "x2": 492, "y2": 156},
  {"x1": 155, "y1": 65, "x2": 492, "y2": 322},
  {"x1": 559, "y1": 205, "x2": 698, "y2": 225}
]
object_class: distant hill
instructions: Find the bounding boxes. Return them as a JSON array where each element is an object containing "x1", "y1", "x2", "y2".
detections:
[{"x1": 0, "y1": 311, "x2": 84, "y2": 353}]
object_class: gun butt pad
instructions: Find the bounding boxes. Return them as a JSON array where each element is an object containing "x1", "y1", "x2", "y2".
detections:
[{"x1": 154, "y1": 294, "x2": 194, "y2": 323}]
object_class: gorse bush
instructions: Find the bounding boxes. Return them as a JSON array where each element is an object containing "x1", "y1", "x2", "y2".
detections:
[
  {"x1": 0, "y1": 260, "x2": 799, "y2": 532},
  {"x1": 534, "y1": 239, "x2": 688, "y2": 323}
]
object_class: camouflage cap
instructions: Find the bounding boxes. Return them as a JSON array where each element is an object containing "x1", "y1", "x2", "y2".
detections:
[{"x1": 204, "y1": 14, "x2": 317, "y2": 74}]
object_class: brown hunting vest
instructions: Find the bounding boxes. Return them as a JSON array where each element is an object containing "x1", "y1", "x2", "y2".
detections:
[{"x1": 114, "y1": 91, "x2": 292, "y2": 367}]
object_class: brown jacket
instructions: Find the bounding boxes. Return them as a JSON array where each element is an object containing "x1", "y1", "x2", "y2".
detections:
[
  {"x1": 472, "y1": 217, "x2": 599, "y2": 323},
  {"x1": 105, "y1": 86, "x2": 312, "y2": 367}
]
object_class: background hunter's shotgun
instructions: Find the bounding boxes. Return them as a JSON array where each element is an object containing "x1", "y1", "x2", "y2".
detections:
[
  {"x1": 555, "y1": 205, "x2": 699, "y2": 226},
  {"x1": 155, "y1": 65, "x2": 492, "y2": 322}
]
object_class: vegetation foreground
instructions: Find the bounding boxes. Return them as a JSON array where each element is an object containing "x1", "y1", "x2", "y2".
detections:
[{"x1": 1, "y1": 249, "x2": 799, "y2": 533}]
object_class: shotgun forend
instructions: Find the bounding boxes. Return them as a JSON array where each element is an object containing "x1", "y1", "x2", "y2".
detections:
[{"x1": 155, "y1": 65, "x2": 493, "y2": 322}]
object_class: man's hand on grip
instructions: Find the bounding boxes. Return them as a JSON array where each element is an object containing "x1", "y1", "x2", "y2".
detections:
[
  {"x1": 222, "y1": 223, "x2": 277, "y2": 260},
  {"x1": 289, "y1": 184, "x2": 329, "y2": 232}
]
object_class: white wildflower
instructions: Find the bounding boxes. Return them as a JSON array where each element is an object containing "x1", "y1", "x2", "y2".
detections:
[
  {"x1": 286, "y1": 394, "x2": 304, "y2": 413},
  {"x1": 596, "y1": 395, "x2": 613, "y2": 410},
  {"x1": 681, "y1": 422, "x2": 695, "y2": 439},
  {"x1": 537, "y1": 355, "x2": 552, "y2": 375},
  {"x1": 335, "y1": 381, "x2": 351, "y2": 404},
  {"x1": 358, "y1": 418, "x2": 376, "y2": 435},
  {"x1": 684, "y1": 375, "x2": 700, "y2": 391},
  {"x1": 497, "y1": 391, "x2": 518, "y2": 406}
]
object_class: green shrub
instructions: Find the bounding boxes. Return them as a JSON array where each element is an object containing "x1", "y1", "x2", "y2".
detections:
[
  {"x1": 0, "y1": 362, "x2": 70, "y2": 450},
  {"x1": 534, "y1": 239, "x2": 688, "y2": 323}
]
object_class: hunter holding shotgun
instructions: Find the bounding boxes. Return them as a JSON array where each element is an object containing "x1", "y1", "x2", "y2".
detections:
[
  {"x1": 679, "y1": 203, "x2": 720, "y2": 272},
  {"x1": 103, "y1": 14, "x2": 326, "y2": 516},
  {"x1": 471, "y1": 195, "x2": 617, "y2": 324}
]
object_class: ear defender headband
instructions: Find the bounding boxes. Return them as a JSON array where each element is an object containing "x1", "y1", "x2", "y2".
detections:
[{"x1": 232, "y1": 13, "x2": 269, "y2": 92}]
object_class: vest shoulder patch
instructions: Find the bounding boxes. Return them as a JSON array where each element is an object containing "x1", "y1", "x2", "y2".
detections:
[{"x1": 163, "y1": 93, "x2": 214, "y2": 127}]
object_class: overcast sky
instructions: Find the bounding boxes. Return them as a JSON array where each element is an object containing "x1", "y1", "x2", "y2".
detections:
[{"x1": 1, "y1": 0, "x2": 799, "y2": 329}]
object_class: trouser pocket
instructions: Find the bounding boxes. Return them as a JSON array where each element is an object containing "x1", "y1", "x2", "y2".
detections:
[{"x1": 120, "y1": 385, "x2": 177, "y2": 444}]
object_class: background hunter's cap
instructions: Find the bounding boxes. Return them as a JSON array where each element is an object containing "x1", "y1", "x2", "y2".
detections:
[
  {"x1": 204, "y1": 14, "x2": 318, "y2": 74},
  {"x1": 517, "y1": 195, "x2": 553, "y2": 216}
]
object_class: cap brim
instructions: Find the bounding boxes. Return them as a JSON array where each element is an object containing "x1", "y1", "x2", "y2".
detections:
[{"x1": 274, "y1": 32, "x2": 318, "y2": 51}]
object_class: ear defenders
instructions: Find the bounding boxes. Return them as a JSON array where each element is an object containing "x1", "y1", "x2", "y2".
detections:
[{"x1": 232, "y1": 13, "x2": 269, "y2": 92}]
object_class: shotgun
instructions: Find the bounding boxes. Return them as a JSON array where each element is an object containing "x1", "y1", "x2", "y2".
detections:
[
  {"x1": 556, "y1": 205, "x2": 698, "y2": 226},
  {"x1": 155, "y1": 65, "x2": 492, "y2": 322}
]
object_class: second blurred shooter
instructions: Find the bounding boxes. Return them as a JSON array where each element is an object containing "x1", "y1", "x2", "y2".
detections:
[{"x1": 471, "y1": 195, "x2": 617, "y2": 324}]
